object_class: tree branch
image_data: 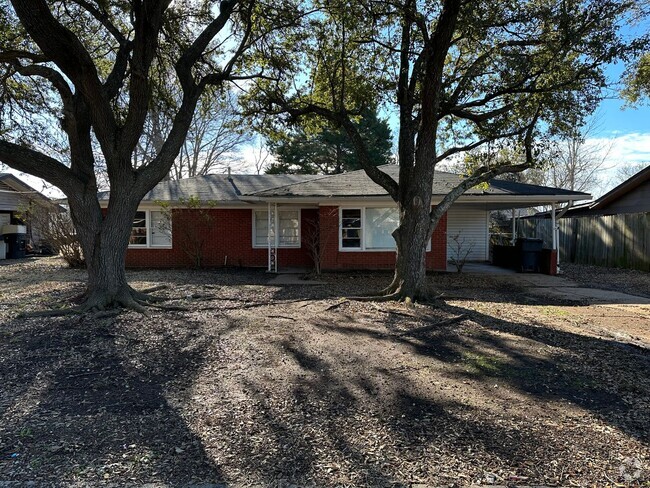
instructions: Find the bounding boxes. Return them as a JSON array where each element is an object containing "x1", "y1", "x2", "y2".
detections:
[
  {"x1": 10, "y1": 0, "x2": 118, "y2": 158},
  {"x1": 175, "y1": 0, "x2": 238, "y2": 91},
  {"x1": 430, "y1": 113, "x2": 541, "y2": 230},
  {"x1": 11, "y1": 63, "x2": 73, "y2": 104},
  {"x1": 0, "y1": 140, "x2": 78, "y2": 194}
]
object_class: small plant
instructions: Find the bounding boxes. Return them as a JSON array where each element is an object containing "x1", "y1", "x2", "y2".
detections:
[
  {"x1": 157, "y1": 196, "x2": 215, "y2": 268},
  {"x1": 302, "y1": 208, "x2": 336, "y2": 277},
  {"x1": 448, "y1": 232, "x2": 474, "y2": 273},
  {"x1": 19, "y1": 426, "x2": 33, "y2": 439},
  {"x1": 16, "y1": 202, "x2": 84, "y2": 267}
]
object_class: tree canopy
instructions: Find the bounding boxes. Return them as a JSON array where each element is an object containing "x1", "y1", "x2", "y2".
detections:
[
  {"x1": 246, "y1": 0, "x2": 637, "y2": 299},
  {"x1": 0, "y1": 0, "x2": 295, "y2": 311},
  {"x1": 623, "y1": 52, "x2": 650, "y2": 105}
]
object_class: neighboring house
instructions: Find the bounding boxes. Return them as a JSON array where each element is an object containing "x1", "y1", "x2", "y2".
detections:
[
  {"x1": 98, "y1": 165, "x2": 589, "y2": 270},
  {"x1": 519, "y1": 165, "x2": 650, "y2": 271},
  {"x1": 0, "y1": 173, "x2": 55, "y2": 258},
  {"x1": 535, "y1": 164, "x2": 650, "y2": 218}
]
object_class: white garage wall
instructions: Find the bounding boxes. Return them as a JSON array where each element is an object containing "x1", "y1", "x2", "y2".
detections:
[{"x1": 446, "y1": 205, "x2": 489, "y2": 261}]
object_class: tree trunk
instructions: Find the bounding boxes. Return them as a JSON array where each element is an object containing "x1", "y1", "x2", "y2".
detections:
[
  {"x1": 68, "y1": 188, "x2": 148, "y2": 312},
  {"x1": 384, "y1": 169, "x2": 435, "y2": 301}
]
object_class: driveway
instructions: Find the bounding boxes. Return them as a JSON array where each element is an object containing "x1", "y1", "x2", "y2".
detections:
[
  {"x1": 464, "y1": 271, "x2": 650, "y2": 349},
  {"x1": 506, "y1": 273, "x2": 650, "y2": 306}
]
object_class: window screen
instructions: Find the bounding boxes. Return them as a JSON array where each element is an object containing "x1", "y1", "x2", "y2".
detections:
[
  {"x1": 130, "y1": 211, "x2": 147, "y2": 245},
  {"x1": 150, "y1": 210, "x2": 172, "y2": 246},
  {"x1": 254, "y1": 210, "x2": 300, "y2": 247}
]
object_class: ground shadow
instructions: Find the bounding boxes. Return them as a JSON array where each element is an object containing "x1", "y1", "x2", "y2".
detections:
[{"x1": 0, "y1": 310, "x2": 225, "y2": 484}]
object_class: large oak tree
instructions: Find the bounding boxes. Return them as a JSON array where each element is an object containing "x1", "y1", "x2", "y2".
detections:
[
  {"x1": 249, "y1": 0, "x2": 635, "y2": 300},
  {"x1": 0, "y1": 0, "x2": 284, "y2": 310}
]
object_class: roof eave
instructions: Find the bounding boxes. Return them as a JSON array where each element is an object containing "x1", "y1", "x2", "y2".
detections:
[{"x1": 590, "y1": 166, "x2": 650, "y2": 210}]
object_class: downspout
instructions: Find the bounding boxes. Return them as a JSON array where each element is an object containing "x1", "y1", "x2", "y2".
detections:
[{"x1": 511, "y1": 208, "x2": 516, "y2": 245}]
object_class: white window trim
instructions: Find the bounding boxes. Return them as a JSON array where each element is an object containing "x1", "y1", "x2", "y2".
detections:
[
  {"x1": 252, "y1": 208, "x2": 302, "y2": 249},
  {"x1": 339, "y1": 206, "x2": 431, "y2": 252},
  {"x1": 340, "y1": 207, "x2": 364, "y2": 250},
  {"x1": 128, "y1": 209, "x2": 172, "y2": 249}
]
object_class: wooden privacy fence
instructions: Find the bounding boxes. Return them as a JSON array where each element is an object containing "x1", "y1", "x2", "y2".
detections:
[{"x1": 518, "y1": 212, "x2": 650, "y2": 272}]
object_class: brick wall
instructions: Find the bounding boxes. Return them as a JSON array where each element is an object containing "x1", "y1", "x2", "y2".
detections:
[
  {"x1": 124, "y1": 208, "x2": 317, "y2": 269},
  {"x1": 318, "y1": 205, "x2": 447, "y2": 271},
  {"x1": 118, "y1": 205, "x2": 447, "y2": 270}
]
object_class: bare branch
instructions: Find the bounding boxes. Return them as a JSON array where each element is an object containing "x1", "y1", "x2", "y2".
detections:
[{"x1": 0, "y1": 140, "x2": 78, "y2": 194}]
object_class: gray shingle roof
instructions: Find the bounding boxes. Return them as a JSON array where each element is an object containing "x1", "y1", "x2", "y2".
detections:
[
  {"x1": 98, "y1": 166, "x2": 589, "y2": 203},
  {"x1": 248, "y1": 165, "x2": 590, "y2": 198},
  {"x1": 98, "y1": 174, "x2": 320, "y2": 202}
]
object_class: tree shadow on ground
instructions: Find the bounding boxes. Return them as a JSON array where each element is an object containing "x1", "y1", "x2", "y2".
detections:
[
  {"x1": 186, "y1": 298, "x2": 649, "y2": 486},
  {"x1": 312, "y1": 303, "x2": 650, "y2": 445},
  {"x1": 2, "y1": 266, "x2": 649, "y2": 486},
  {"x1": 0, "y1": 310, "x2": 224, "y2": 484}
]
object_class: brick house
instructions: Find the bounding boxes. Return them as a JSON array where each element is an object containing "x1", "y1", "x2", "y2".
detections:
[{"x1": 100, "y1": 165, "x2": 589, "y2": 271}]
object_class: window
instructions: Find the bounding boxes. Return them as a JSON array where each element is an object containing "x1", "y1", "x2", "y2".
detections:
[
  {"x1": 341, "y1": 209, "x2": 362, "y2": 248},
  {"x1": 130, "y1": 211, "x2": 147, "y2": 246},
  {"x1": 253, "y1": 209, "x2": 300, "y2": 248},
  {"x1": 365, "y1": 207, "x2": 399, "y2": 249},
  {"x1": 129, "y1": 210, "x2": 172, "y2": 248},
  {"x1": 340, "y1": 207, "x2": 428, "y2": 252},
  {"x1": 150, "y1": 211, "x2": 172, "y2": 247}
]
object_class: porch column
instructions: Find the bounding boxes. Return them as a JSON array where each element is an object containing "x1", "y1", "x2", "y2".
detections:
[
  {"x1": 274, "y1": 202, "x2": 278, "y2": 273},
  {"x1": 267, "y1": 201, "x2": 272, "y2": 272},
  {"x1": 511, "y1": 208, "x2": 516, "y2": 245},
  {"x1": 551, "y1": 202, "x2": 557, "y2": 251}
]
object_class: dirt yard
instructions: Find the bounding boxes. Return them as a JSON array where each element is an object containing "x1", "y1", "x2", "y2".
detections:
[{"x1": 1, "y1": 258, "x2": 649, "y2": 487}]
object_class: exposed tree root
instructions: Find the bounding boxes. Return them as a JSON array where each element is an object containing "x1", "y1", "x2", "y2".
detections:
[
  {"x1": 17, "y1": 308, "x2": 83, "y2": 319},
  {"x1": 323, "y1": 300, "x2": 350, "y2": 311},
  {"x1": 397, "y1": 314, "x2": 467, "y2": 337},
  {"x1": 137, "y1": 284, "x2": 169, "y2": 294},
  {"x1": 127, "y1": 286, "x2": 165, "y2": 303},
  {"x1": 17, "y1": 283, "x2": 169, "y2": 319},
  {"x1": 347, "y1": 292, "x2": 404, "y2": 302},
  {"x1": 146, "y1": 303, "x2": 191, "y2": 312}
]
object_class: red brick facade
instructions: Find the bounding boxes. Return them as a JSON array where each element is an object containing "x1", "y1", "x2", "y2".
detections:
[
  {"x1": 122, "y1": 205, "x2": 447, "y2": 270},
  {"x1": 124, "y1": 208, "x2": 316, "y2": 268},
  {"x1": 317, "y1": 206, "x2": 447, "y2": 271}
]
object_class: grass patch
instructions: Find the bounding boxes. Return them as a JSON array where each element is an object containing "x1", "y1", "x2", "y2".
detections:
[
  {"x1": 539, "y1": 306, "x2": 571, "y2": 317},
  {"x1": 461, "y1": 352, "x2": 509, "y2": 376}
]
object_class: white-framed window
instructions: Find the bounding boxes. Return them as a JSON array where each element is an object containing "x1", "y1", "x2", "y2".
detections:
[
  {"x1": 341, "y1": 208, "x2": 362, "y2": 249},
  {"x1": 253, "y1": 209, "x2": 301, "y2": 248},
  {"x1": 339, "y1": 206, "x2": 430, "y2": 252},
  {"x1": 129, "y1": 209, "x2": 172, "y2": 248}
]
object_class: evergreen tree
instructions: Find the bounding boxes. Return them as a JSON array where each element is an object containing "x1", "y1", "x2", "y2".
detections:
[{"x1": 266, "y1": 108, "x2": 392, "y2": 174}]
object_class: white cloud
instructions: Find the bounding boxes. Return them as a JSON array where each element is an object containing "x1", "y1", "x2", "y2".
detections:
[
  {"x1": 583, "y1": 132, "x2": 650, "y2": 195},
  {"x1": 587, "y1": 132, "x2": 650, "y2": 165}
]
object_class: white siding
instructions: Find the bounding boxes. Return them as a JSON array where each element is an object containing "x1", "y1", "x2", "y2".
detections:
[
  {"x1": 0, "y1": 181, "x2": 25, "y2": 212},
  {"x1": 446, "y1": 205, "x2": 489, "y2": 261}
]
